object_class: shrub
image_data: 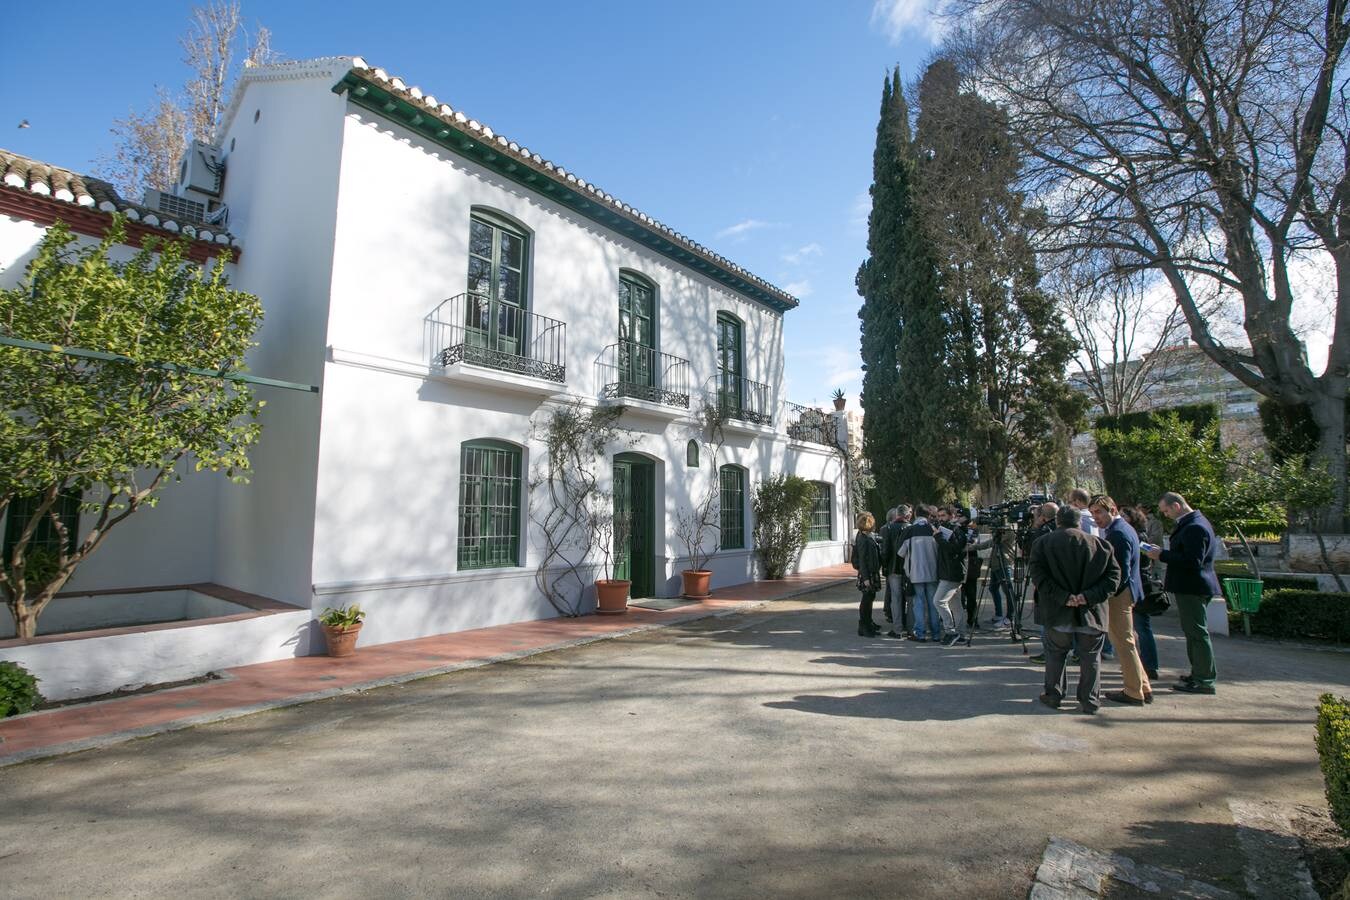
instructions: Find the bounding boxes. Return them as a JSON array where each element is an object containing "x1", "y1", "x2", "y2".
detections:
[
  {"x1": 751, "y1": 474, "x2": 815, "y2": 580},
  {"x1": 1262, "y1": 575, "x2": 1321, "y2": 593},
  {"x1": 1317, "y1": 693, "x2": 1350, "y2": 837},
  {"x1": 0, "y1": 661, "x2": 43, "y2": 717},
  {"x1": 1248, "y1": 590, "x2": 1350, "y2": 643}
]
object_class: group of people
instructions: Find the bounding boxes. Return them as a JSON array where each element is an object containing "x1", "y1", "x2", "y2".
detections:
[{"x1": 851, "y1": 488, "x2": 1222, "y2": 714}]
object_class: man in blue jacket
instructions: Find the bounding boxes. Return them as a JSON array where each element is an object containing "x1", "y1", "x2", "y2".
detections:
[{"x1": 1143, "y1": 491, "x2": 1220, "y2": 694}]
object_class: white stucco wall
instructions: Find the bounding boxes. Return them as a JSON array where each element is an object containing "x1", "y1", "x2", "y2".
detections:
[
  {"x1": 209, "y1": 63, "x2": 349, "y2": 625},
  {"x1": 307, "y1": 109, "x2": 846, "y2": 644}
]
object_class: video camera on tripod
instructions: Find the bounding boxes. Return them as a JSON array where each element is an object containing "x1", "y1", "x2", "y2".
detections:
[{"x1": 974, "y1": 494, "x2": 1047, "y2": 531}]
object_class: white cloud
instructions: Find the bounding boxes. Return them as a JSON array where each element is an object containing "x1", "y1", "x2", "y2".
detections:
[
  {"x1": 782, "y1": 242, "x2": 823, "y2": 265},
  {"x1": 849, "y1": 190, "x2": 871, "y2": 235},
  {"x1": 788, "y1": 344, "x2": 863, "y2": 402},
  {"x1": 869, "y1": 0, "x2": 948, "y2": 44},
  {"x1": 716, "y1": 218, "x2": 775, "y2": 240},
  {"x1": 784, "y1": 279, "x2": 814, "y2": 298}
]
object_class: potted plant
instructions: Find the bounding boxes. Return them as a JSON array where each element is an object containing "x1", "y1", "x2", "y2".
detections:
[
  {"x1": 318, "y1": 603, "x2": 366, "y2": 657},
  {"x1": 590, "y1": 495, "x2": 632, "y2": 615},
  {"x1": 832, "y1": 388, "x2": 847, "y2": 411},
  {"x1": 674, "y1": 488, "x2": 720, "y2": 600}
]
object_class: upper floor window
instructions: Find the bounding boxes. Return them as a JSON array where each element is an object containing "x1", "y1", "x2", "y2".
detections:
[
  {"x1": 716, "y1": 312, "x2": 743, "y2": 409},
  {"x1": 467, "y1": 212, "x2": 529, "y2": 357},
  {"x1": 618, "y1": 273, "x2": 656, "y2": 388},
  {"x1": 458, "y1": 440, "x2": 522, "y2": 570}
]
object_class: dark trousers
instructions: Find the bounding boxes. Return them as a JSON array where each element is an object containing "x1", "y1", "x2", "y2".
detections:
[
  {"x1": 1175, "y1": 593, "x2": 1217, "y2": 687},
  {"x1": 859, "y1": 590, "x2": 877, "y2": 627},
  {"x1": 962, "y1": 557, "x2": 983, "y2": 627},
  {"x1": 1044, "y1": 628, "x2": 1105, "y2": 709},
  {"x1": 883, "y1": 575, "x2": 893, "y2": 621}
]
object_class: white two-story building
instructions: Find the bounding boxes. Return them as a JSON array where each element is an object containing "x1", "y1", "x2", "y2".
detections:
[{"x1": 0, "y1": 56, "x2": 847, "y2": 697}]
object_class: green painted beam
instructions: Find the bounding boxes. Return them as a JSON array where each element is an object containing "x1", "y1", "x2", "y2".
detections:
[{"x1": 0, "y1": 335, "x2": 320, "y2": 393}]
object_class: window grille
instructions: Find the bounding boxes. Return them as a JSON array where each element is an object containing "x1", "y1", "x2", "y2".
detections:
[
  {"x1": 807, "y1": 483, "x2": 832, "y2": 541},
  {"x1": 719, "y1": 465, "x2": 745, "y2": 550},
  {"x1": 2, "y1": 491, "x2": 81, "y2": 562},
  {"x1": 458, "y1": 442, "x2": 522, "y2": 569}
]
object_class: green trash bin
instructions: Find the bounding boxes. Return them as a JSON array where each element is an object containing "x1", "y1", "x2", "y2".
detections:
[{"x1": 1223, "y1": 577, "x2": 1263, "y2": 636}]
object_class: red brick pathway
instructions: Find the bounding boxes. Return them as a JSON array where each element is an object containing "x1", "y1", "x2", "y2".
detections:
[{"x1": 0, "y1": 565, "x2": 852, "y2": 766}]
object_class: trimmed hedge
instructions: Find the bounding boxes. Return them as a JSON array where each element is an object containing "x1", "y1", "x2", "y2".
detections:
[
  {"x1": 1317, "y1": 693, "x2": 1350, "y2": 837},
  {"x1": 1096, "y1": 401, "x2": 1219, "y2": 437},
  {"x1": 1262, "y1": 575, "x2": 1321, "y2": 593},
  {"x1": 0, "y1": 661, "x2": 42, "y2": 717},
  {"x1": 1247, "y1": 590, "x2": 1350, "y2": 642}
]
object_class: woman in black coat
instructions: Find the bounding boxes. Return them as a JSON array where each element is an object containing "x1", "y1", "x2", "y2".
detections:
[{"x1": 853, "y1": 512, "x2": 883, "y2": 637}]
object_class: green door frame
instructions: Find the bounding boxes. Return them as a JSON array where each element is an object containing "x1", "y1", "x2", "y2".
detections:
[{"x1": 612, "y1": 453, "x2": 656, "y2": 599}]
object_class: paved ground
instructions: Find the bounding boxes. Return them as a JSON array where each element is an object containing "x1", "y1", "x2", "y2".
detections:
[{"x1": 1, "y1": 584, "x2": 1345, "y2": 898}]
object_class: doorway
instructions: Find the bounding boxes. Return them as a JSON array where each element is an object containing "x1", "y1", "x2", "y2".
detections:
[{"x1": 612, "y1": 454, "x2": 656, "y2": 600}]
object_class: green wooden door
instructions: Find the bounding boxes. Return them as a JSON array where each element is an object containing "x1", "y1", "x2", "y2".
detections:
[
  {"x1": 612, "y1": 455, "x2": 655, "y2": 599},
  {"x1": 618, "y1": 275, "x2": 655, "y2": 390},
  {"x1": 466, "y1": 216, "x2": 526, "y2": 357},
  {"x1": 716, "y1": 312, "x2": 742, "y2": 411}
]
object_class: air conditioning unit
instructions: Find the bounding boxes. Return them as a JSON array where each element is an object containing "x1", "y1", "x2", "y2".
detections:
[
  {"x1": 177, "y1": 140, "x2": 224, "y2": 198},
  {"x1": 143, "y1": 190, "x2": 207, "y2": 224}
]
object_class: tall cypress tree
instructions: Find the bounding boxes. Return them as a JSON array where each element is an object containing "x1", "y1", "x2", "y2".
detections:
[
  {"x1": 912, "y1": 59, "x2": 1084, "y2": 503},
  {"x1": 857, "y1": 69, "x2": 956, "y2": 506}
]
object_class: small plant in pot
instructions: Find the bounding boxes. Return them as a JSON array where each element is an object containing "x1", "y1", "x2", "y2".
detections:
[
  {"x1": 831, "y1": 388, "x2": 847, "y2": 411},
  {"x1": 674, "y1": 488, "x2": 720, "y2": 600},
  {"x1": 589, "y1": 494, "x2": 632, "y2": 615},
  {"x1": 318, "y1": 603, "x2": 366, "y2": 657}
]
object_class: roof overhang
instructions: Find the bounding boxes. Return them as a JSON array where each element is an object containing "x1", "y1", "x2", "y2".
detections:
[{"x1": 331, "y1": 65, "x2": 798, "y2": 314}]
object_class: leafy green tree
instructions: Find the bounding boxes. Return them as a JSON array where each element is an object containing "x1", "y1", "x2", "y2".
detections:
[
  {"x1": 857, "y1": 68, "x2": 955, "y2": 505},
  {"x1": 0, "y1": 220, "x2": 263, "y2": 638},
  {"x1": 912, "y1": 59, "x2": 1084, "y2": 503},
  {"x1": 751, "y1": 474, "x2": 816, "y2": 580}
]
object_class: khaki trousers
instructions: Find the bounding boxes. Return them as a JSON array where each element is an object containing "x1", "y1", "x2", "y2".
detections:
[{"x1": 1107, "y1": 588, "x2": 1152, "y2": 700}]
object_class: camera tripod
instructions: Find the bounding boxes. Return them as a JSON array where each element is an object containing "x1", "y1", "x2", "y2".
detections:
[{"x1": 988, "y1": 526, "x2": 1033, "y2": 654}]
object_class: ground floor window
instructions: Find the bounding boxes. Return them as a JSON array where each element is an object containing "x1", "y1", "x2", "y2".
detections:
[
  {"x1": 807, "y1": 482, "x2": 832, "y2": 541},
  {"x1": 719, "y1": 465, "x2": 745, "y2": 549},
  {"x1": 458, "y1": 441, "x2": 522, "y2": 569},
  {"x1": 2, "y1": 490, "x2": 81, "y2": 564}
]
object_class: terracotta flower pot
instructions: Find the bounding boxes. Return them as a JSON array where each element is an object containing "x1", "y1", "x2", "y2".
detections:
[
  {"x1": 681, "y1": 569, "x2": 712, "y2": 600},
  {"x1": 833, "y1": 398, "x2": 846, "y2": 411},
  {"x1": 595, "y1": 579, "x2": 631, "y2": 615},
  {"x1": 322, "y1": 622, "x2": 363, "y2": 657}
]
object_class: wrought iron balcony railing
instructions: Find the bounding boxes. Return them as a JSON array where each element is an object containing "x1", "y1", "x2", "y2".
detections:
[
  {"x1": 785, "y1": 401, "x2": 837, "y2": 446},
  {"x1": 706, "y1": 375, "x2": 773, "y2": 427},
  {"x1": 426, "y1": 292, "x2": 566, "y2": 383},
  {"x1": 596, "y1": 340, "x2": 691, "y2": 408}
]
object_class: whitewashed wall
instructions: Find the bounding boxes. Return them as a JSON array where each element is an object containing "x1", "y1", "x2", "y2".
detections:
[{"x1": 310, "y1": 110, "x2": 845, "y2": 644}]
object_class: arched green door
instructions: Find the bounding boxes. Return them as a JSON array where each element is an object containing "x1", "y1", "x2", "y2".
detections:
[{"x1": 612, "y1": 454, "x2": 655, "y2": 599}]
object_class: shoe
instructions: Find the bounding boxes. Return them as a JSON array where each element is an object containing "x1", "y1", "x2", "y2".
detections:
[
  {"x1": 858, "y1": 624, "x2": 876, "y2": 637},
  {"x1": 987, "y1": 616, "x2": 1002, "y2": 626},
  {"x1": 1173, "y1": 681, "x2": 1216, "y2": 695},
  {"x1": 1038, "y1": 693, "x2": 1061, "y2": 709},
  {"x1": 1105, "y1": 690, "x2": 1144, "y2": 706},
  {"x1": 1029, "y1": 653, "x2": 1046, "y2": 664},
  {"x1": 1144, "y1": 693, "x2": 1154, "y2": 704},
  {"x1": 942, "y1": 632, "x2": 964, "y2": 647},
  {"x1": 884, "y1": 630, "x2": 904, "y2": 639},
  {"x1": 1077, "y1": 705, "x2": 1099, "y2": 715},
  {"x1": 1145, "y1": 669, "x2": 1160, "y2": 680}
]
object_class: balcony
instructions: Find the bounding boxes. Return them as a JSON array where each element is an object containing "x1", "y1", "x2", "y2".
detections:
[
  {"x1": 426, "y1": 292, "x2": 566, "y2": 392},
  {"x1": 705, "y1": 375, "x2": 774, "y2": 432},
  {"x1": 785, "y1": 402, "x2": 837, "y2": 447},
  {"x1": 596, "y1": 341, "x2": 691, "y2": 414}
]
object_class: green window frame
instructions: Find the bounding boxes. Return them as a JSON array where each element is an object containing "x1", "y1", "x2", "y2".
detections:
[
  {"x1": 716, "y1": 312, "x2": 743, "y2": 411},
  {"x1": 466, "y1": 211, "x2": 529, "y2": 357},
  {"x1": 807, "y1": 482, "x2": 832, "y2": 542},
  {"x1": 2, "y1": 491, "x2": 81, "y2": 564},
  {"x1": 457, "y1": 441, "x2": 523, "y2": 570},
  {"x1": 618, "y1": 272, "x2": 656, "y2": 388},
  {"x1": 719, "y1": 465, "x2": 745, "y2": 550}
]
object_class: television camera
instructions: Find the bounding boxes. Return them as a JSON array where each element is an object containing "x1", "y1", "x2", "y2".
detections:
[{"x1": 974, "y1": 494, "x2": 1047, "y2": 531}]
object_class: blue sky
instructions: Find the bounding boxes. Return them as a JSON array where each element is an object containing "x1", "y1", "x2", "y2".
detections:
[{"x1": 0, "y1": 0, "x2": 940, "y2": 406}]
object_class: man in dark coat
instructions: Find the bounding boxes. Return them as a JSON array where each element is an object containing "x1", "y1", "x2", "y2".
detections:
[
  {"x1": 881, "y1": 505, "x2": 913, "y2": 637},
  {"x1": 1143, "y1": 492, "x2": 1221, "y2": 694},
  {"x1": 1028, "y1": 505, "x2": 1122, "y2": 714}
]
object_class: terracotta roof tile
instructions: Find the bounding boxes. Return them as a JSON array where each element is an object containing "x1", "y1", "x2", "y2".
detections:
[{"x1": 0, "y1": 148, "x2": 238, "y2": 247}]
